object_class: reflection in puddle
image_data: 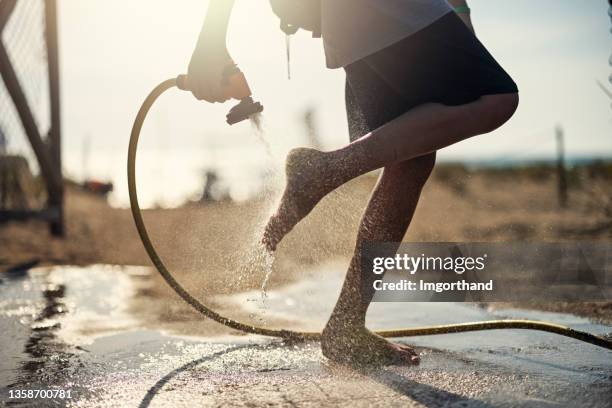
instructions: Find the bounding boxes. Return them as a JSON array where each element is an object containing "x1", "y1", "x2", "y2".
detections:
[
  {"x1": 0, "y1": 264, "x2": 610, "y2": 407},
  {"x1": 0, "y1": 265, "x2": 144, "y2": 397},
  {"x1": 21, "y1": 281, "x2": 69, "y2": 380}
]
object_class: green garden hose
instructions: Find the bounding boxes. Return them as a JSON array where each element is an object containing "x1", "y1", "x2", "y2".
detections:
[{"x1": 128, "y1": 78, "x2": 612, "y2": 350}]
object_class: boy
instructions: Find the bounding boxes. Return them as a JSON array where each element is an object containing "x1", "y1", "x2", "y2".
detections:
[{"x1": 187, "y1": 0, "x2": 518, "y2": 366}]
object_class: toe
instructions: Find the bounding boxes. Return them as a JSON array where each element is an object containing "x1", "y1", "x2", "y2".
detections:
[
  {"x1": 262, "y1": 217, "x2": 281, "y2": 252},
  {"x1": 397, "y1": 344, "x2": 420, "y2": 365}
]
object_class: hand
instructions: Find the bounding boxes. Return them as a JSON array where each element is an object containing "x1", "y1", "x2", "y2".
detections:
[{"x1": 186, "y1": 39, "x2": 233, "y2": 103}]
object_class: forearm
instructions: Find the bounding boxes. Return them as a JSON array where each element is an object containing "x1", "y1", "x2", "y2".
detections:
[
  {"x1": 196, "y1": 0, "x2": 235, "y2": 47},
  {"x1": 187, "y1": 0, "x2": 237, "y2": 101}
]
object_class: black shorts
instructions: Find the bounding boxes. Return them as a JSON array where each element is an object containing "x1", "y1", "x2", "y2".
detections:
[{"x1": 345, "y1": 12, "x2": 518, "y2": 142}]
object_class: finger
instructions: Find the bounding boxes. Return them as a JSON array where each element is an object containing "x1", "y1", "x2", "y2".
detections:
[
  {"x1": 209, "y1": 89, "x2": 227, "y2": 104},
  {"x1": 192, "y1": 85, "x2": 217, "y2": 103},
  {"x1": 196, "y1": 86, "x2": 226, "y2": 104},
  {"x1": 191, "y1": 87, "x2": 207, "y2": 102},
  {"x1": 191, "y1": 90, "x2": 204, "y2": 101}
]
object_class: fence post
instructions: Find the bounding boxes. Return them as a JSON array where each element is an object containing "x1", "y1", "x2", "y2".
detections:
[
  {"x1": 45, "y1": 0, "x2": 64, "y2": 236},
  {"x1": 555, "y1": 125, "x2": 568, "y2": 208}
]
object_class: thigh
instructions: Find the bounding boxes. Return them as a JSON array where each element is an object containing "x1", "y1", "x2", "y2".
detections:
[
  {"x1": 365, "y1": 12, "x2": 517, "y2": 105},
  {"x1": 345, "y1": 79, "x2": 368, "y2": 143},
  {"x1": 344, "y1": 60, "x2": 411, "y2": 142},
  {"x1": 344, "y1": 12, "x2": 518, "y2": 141}
]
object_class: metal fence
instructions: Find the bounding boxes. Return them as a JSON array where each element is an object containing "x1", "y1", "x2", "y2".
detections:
[{"x1": 0, "y1": 0, "x2": 63, "y2": 235}]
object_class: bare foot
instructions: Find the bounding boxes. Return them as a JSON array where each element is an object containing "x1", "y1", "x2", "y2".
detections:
[
  {"x1": 321, "y1": 321, "x2": 420, "y2": 367},
  {"x1": 262, "y1": 147, "x2": 336, "y2": 252}
]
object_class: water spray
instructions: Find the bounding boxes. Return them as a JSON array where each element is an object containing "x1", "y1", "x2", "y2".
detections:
[{"x1": 128, "y1": 78, "x2": 612, "y2": 350}]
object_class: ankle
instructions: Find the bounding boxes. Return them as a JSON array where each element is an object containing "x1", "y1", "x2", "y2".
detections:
[
  {"x1": 287, "y1": 147, "x2": 324, "y2": 166},
  {"x1": 324, "y1": 313, "x2": 365, "y2": 334},
  {"x1": 327, "y1": 143, "x2": 379, "y2": 185}
]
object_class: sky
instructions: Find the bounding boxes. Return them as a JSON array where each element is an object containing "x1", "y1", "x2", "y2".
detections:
[{"x1": 6, "y1": 0, "x2": 612, "y2": 207}]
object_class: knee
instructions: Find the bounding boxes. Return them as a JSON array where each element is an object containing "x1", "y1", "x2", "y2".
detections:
[
  {"x1": 387, "y1": 152, "x2": 437, "y2": 187},
  {"x1": 480, "y1": 93, "x2": 519, "y2": 133},
  {"x1": 412, "y1": 153, "x2": 437, "y2": 183}
]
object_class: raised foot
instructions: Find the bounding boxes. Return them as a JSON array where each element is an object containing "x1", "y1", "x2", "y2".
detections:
[
  {"x1": 321, "y1": 324, "x2": 420, "y2": 367},
  {"x1": 262, "y1": 147, "x2": 333, "y2": 252}
]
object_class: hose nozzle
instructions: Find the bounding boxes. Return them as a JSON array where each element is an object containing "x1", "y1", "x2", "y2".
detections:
[
  {"x1": 176, "y1": 71, "x2": 263, "y2": 125},
  {"x1": 226, "y1": 97, "x2": 264, "y2": 125}
]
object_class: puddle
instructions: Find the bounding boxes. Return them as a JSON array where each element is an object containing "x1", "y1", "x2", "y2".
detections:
[
  {"x1": 0, "y1": 265, "x2": 142, "y2": 393},
  {"x1": 0, "y1": 264, "x2": 610, "y2": 407},
  {"x1": 226, "y1": 264, "x2": 612, "y2": 377}
]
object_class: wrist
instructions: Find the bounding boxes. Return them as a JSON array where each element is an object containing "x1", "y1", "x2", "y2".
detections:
[
  {"x1": 190, "y1": 38, "x2": 231, "y2": 69},
  {"x1": 198, "y1": 31, "x2": 226, "y2": 49}
]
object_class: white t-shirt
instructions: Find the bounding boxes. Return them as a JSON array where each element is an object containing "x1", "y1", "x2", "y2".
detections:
[{"x1": 322, "y1": 0, "x2": 452, "y2": 69}]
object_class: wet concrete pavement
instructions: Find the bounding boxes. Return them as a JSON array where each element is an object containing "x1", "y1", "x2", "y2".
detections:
[{"x1": 0, "y1": 265, "x2": 611, "y2": 407}]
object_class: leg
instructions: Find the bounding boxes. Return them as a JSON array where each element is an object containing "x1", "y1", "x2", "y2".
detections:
[
  {"x1": 262, "y1": 93, "x2": 518, "y2": 251},
  {"x1": 321, "y1": 153, "x2": 436, "y2": 366}
]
